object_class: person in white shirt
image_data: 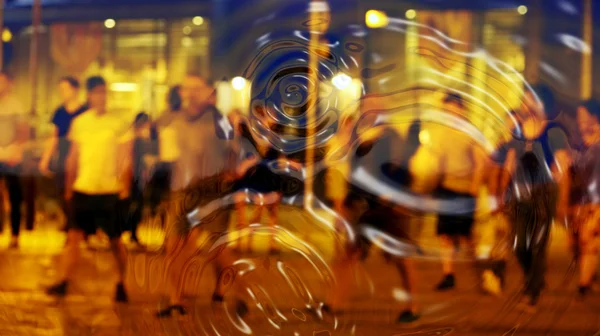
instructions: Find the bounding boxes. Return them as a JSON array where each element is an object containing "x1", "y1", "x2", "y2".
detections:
[
  {"x1": 46, "y1": 76, "x2": 131, "y2": 303},
  {"x1": 0, "y1": 71, "x2": 28, "y2": 248}
]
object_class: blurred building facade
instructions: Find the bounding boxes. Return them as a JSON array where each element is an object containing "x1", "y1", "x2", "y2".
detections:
[{"x1": 0, "y1": 0, "x2": 596, "y2": 144}]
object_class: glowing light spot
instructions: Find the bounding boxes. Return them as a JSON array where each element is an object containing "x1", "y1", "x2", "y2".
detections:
[
  {"x1": 2, "y1": 29, "x2": 12, "y2": 43},
  {"x1": 517, "y1": 5, "x2": 528, "y2": 15},
  {"x1": 104, "y1": 19, "x2": 116, "y2": 29},
  {"x1": 192, "y1": 16, "x2": 204, "y2": 26},
  {"x1": 183, "y1": 26, "x2": 192, "y2": 35},
  {"x1": 365, "y1": 10, "x2": 388, "y2": 28},
  {"x1": 181, "y1": 37, "x2": 192, "y2": 47},
  {"x1": 332, "y1": 73, "x2": 352, "y2": 90},
  {"x1": 232, "y1": 76, "x2": 247, "y2": 91},
  {"x1": 405, "y1": 9, "x2": 417, "y2": 20}
]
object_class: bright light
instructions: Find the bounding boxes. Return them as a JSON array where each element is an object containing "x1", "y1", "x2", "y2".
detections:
[
  {"x1": 104, "y1": 19, "x2": 116, "y2": 29},
  {"x1": 419, "y1": 129, "x2": 430, "y2": 145},
  {"x1": 183, "y1": 26, "x2": 192, "y2": 35},
  {"x1": 405, "y1": 9, "x2": 417, "y2": 20},
  {"x1": 365, "y1": 10, "x2": 388, "y2": 28},
  {"x1": 193, "y1": 16, "x2": 204, "y2": 26},
  {"x1": 2, "y1": 29, "x2": 12, "y2": 43},
  {"x1": 518, "y1": 5, "x2": 528, "y2": 15},
  {"x1": 332, "y1": 73, "x2": 352, "y2": 90},
  {"x1": 110, "y1": 83, "x2": 138, "y2": 92},
  {"x1": 231, "y1": 76, "x2": 247, "y2": 91}
]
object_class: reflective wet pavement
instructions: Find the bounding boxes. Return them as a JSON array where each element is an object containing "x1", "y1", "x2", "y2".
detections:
[{"x1": 0, "y1": 212, "x2": 597, "y2": 336}]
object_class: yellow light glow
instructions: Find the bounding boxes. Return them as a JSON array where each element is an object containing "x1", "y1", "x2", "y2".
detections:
[
  {"x1": 104, "y1": 18, "x2": 116, "y2": 29},
  {"x1": 365, "y1": 10, "x2": 388, "y2": 28},
  {"x1": 193, "y1": 16, "x2": 204, "y2": 26},
  {"x1": 518, "y1": 5, "x2": 528, "y2": 15},
  {"x1": 181, "y1": 37, "x2": 193, "y2": 47},
  {"x1": 405, "y1": 9, "x2": 417, "y2": 20},
  {"x1": 183, "y1": 26, "x2": 192, "y2": 35},
  {"x1": 2, "y1": 28, "x2": 12, "y2": 43},
  {"x1": 110, "y1": 82, "x2": 138, "y2": 92},
  {"x1": 231, "y1": 76, "x2": 247, "y2": 91},
  {"x1": 332, "y1": 73, "x2": 352, "y2": 90}
]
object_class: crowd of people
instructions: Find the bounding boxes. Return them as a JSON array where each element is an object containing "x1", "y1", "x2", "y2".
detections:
[{"x1": 0, "y1": 68, "x2": 599, "y2": 324}]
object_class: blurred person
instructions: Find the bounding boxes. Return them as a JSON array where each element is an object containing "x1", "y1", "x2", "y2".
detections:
[
  {"x1": 493, "y1": 84, "x2": 571, "y2": 311},
  {"x1": 39, "y1": 77, "x2": 87, "y2": 232},
  {"x1": 119, "y1": 112, "x2": 158, "y2": 248},
  {"x1": 0, "y1": 71, "x2": 28, "y2": 248},
  {"x1": 231, "y1": 107, "x2": 298, "y2": 254},
  {"x1": 46, "y1": 76, "x2": 132, "y2": 302},
  {"x1": 320, "y1": 119, "x2": 423, "y2": 323},
  {"x1": 431, "y1": 93, "x2": 486, "y2": 291},
  {"x1": 155, "y1": 73, "x2": 245, "y2": 318},
  {"x1": 479, "y1": 110, "x2": 520, "y2": 295},
  {"x1": 570, "y1": 99, "x2": 600, "y2": 297}
]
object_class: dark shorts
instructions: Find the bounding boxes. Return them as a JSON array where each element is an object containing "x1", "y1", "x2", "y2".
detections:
[
  {"x1": 70, "y1": 192, "x2": 121, "y2": 239},
  {"x1": 349, "y1": 203, "x2": 415, "y2": 260},
  {"x1": 435, "y1": 188, "x2": 476, "y2": 237}
]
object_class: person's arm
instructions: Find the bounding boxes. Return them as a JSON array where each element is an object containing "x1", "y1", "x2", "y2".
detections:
[
  {"x1": 118, "y1": 138, "x2": 134, "y2": 199},
  {"x1": 470, "y1": 146, "x2": 486, "y2": 196},
  {"x1": 553, "y1": 148, "x2": 571, "y2": 219},
  {"x1": 65, "y1": 141, "x2": 78, "y2": 200},
  {"x1": 39, "y1": 127, "x2": 59, "y2": 175}
]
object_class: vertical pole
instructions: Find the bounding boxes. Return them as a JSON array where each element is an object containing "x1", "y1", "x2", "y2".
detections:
[
  {"x1": 305, "y1": 0, "x2": 329, "y2": 205},
  {"x1": 0, "y1": 0, "x2": 4, "y2": 70},
  {"x1": 524, "y1": 0, "x2": 541, "y2": 84},
  {"x1": 25, "y1": 0, "x2": 42, "y2": 231},
  {"x1": 581, "y1": 0, "x2": 593, "y2": 100}
]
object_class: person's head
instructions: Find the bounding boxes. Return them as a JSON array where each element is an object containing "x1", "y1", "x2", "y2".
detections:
[
  {"x1": 168, "y1": 85, "x2": 182, "y2": 112},
  {"x1": 134, "y1": 112, "x2": 151, "y2": 137},
  {"x1": 58, "y1": 76, "x2": 80, "y2": 104},
  {"x1": 86, "y1": 76, "x2": 107, "y2": 112},
  {"x1": 0, "y1": 71, "x2": 14, "y2": 96},
  {"x1": 577, "y1": 99, "x2": 600, "y2": 146},
  {"x1": 181, "y1": 72, "x2": 215, "y2": 115}
]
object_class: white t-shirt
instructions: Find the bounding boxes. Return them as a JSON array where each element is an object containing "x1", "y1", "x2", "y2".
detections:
[
  {"x1": 0, "y1": 94, "x2": 26, "y2": 163},
  {"x1": 69, "y1": 110, "x2": 132, "y2": 194}
]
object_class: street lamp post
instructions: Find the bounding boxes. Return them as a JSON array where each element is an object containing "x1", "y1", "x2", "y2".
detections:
[
  {"x1": 305, "y1": 0, "x2": 329, "y2": 205},
  {"x1": 581, "y1": 0, "x2": 593, "y2": 100}
]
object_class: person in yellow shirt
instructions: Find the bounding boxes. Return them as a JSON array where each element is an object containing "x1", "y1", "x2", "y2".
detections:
[{"x1": 46, "y1": 76, "x2": 132, "y2": 303}]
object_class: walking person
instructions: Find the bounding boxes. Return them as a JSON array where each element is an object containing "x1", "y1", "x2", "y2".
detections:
[
  {"x1": 155, "y1": 73, "x2": 246, "y2": 318},
  {"x1": 39, "y1": 77, "x2": 87, "y2": 233},
  {"x1": 0, "y1": 71, "x2": 28, "y2": 248},
  {"x1": 494, "y1": 85, "x2": 571, "y2": 311},
  {"x1": 46, "y1": 76, "x2": 132, "y2": 302},
  {"x1": 320, "y1": 120, "x2": 423, "y2": 323},
  {"x1": 569, "y1": 99, "x2": 600, "y2": 296},
  {"x1": 431, "y1": 93, "x2": 486, "y2": 291},
  {"x1": 119, "y1": 112, "x2": 158, "y2": 248}
]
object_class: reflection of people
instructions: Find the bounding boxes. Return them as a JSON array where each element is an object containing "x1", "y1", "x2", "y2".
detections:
[
  {"x1": 46, "y1": 76, "x2": 132, "y2": 302},
  {"x1": 570, "y1": 99, "x2": 600, "y2": 297},
  {"x1": 120, "y1": 112, "x2": 157, "y2": 247},
  {"x1": 39, "y1": 77, "x2": 87, "y2": 232},
  {"x1": 156, "y1": 73, "x2": 245, "y2": 318},
  {"x1": 495, "y1": 85, "x2": 571, "y2": 312},
  {"x1": 0, "y1": 71, "x2": 27, "y2": 248},
  {"x1": 431, "y1": 93, "x2": 485, "y2": 291}
]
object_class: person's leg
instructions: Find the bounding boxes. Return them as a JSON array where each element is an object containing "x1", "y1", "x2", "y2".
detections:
[
  {"x1": 266, "y1": 194, "x2": 280, "y2": 254},
  {"x1": 436, "y1": 234, "x2": 456, "y2": 290},
  {"x1": 6, "y1": 173, "x2": 22, "y2": 247},
  {"x1": 46, "y1": 228, "x2": 85, "y2": 296},
  {"x1": 578, "y1": 207, "x2": 600, "y2": 295},
  {"x1": 394, "y1": 258, "x2": 420, "y2": 322}
]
